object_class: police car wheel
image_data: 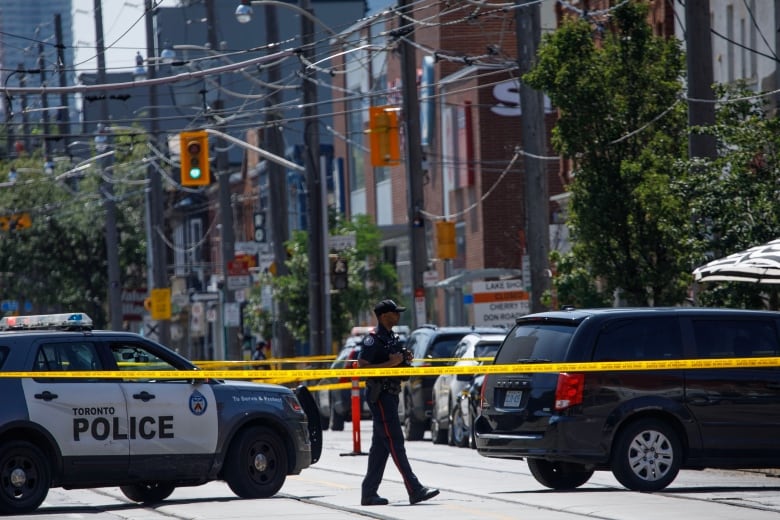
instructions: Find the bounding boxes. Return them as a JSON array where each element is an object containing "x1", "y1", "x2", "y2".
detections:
[
  {"x1": 0, "y1": 440, "x2": 51, "y2": 515},
  {"x1": 225, "y1": 426, "x2": 288, "y2": 498},
  {"x1": 119, "y1": 482, "x2": 175, "y2": 504}
]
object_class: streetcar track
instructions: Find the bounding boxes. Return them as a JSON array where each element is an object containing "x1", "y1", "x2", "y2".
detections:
[{"x1": 310, "y1": 452, "x2": 780, "y2": 518}]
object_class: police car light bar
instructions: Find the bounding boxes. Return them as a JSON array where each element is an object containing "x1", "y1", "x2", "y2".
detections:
[{"x1": 0, "y1": 313, "x2": 94, "y2": 331}]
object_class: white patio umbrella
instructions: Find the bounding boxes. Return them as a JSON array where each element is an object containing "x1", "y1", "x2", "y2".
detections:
[{"x1": 693, "y1": 238, "x2": 780, "y2": 284}]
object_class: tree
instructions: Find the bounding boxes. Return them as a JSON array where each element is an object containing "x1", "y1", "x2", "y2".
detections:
[
  {"x1": 524, "y1": 2, "x2": 692, "y2": 306},
  {"x1": 684, "y1": 84, "x2": 780, "y2": 309},
  {"x1": 0, "y1": 132, "x2": 148, "y2": 327},
  {"x1": 258, "y1": 213, "x2": 401, "y2": 349}
]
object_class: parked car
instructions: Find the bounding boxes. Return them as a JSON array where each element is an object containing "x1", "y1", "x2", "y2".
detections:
[
  {"x1": 314, "y1": 336, "x2": 370, "y2": 431},
  {"x1": 459, "y1": 373, "x2": 487, "y2": 449},
  {"x1": 399, "y1": 325, "x2": 506, "y2": 441},
  {"x1": 476, "y1": 307, "x2": 780, "y2": 492},
  {"x1": 430, "y1": 332, "x2": 505, "y2": 445}
]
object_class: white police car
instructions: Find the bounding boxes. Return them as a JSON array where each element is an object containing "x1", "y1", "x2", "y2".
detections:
[{"x1": 0, "y1": 313, "x2": 322, "y2": 515}]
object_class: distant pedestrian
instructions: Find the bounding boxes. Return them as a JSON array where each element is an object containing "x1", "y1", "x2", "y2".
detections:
[
  {"x1": 358, "y1": 299, "x2": 439, "y2": 506},
  {"x1": 252, "y1": 339, "x2": 267, "y2": 361}
]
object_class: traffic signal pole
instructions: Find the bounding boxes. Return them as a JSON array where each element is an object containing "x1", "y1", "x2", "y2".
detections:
[
  {"x1": 398, "y1": 0, "x2": 428, "y2": 327},
  {"x1": 301, "y1": 0, "x2": 329, "y2": 357},
  {"x1": 94, "y1": 0, "x2": 123, "y2": 331},
  {"x1": 205, "y1": 0, "x2": 238, "y2": 359},
  {"x1": 144, "y1": 0, "x2": 170, "y2": 346}
]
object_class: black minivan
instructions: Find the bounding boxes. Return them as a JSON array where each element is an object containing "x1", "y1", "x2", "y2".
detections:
[{"x1": 475, "y1": 307, "x2": 780, "y2": 492}]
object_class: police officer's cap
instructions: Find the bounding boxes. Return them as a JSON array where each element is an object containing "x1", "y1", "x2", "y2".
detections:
[{"x1": 374, "y1": 299, "x2": 407, "y2": 316}]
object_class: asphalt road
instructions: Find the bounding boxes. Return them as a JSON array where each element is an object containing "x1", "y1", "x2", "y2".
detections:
[{"x1": 18, "y1": 420, "x2": 780, "y2": 519}]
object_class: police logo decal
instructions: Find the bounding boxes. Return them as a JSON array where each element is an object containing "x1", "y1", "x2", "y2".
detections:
[
  {"x1": 364, "y1": 335, "x2": 375, "y2": 346},
  {"x1": 189, "y1": 390, "x2": 208, "y2": 416}
]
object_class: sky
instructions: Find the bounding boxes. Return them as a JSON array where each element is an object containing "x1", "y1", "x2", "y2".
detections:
[
  {"x1": 72, "y1": 0, "x2": 176, "y2": 74},
  {"x1": 71, "y1": 0, "x2": 393, "y2": 74}
]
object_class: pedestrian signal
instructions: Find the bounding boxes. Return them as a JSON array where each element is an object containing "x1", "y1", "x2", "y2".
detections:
[
  {"x1": 330, "y1": 254, "x2": 349, "y2": 290},
  {"x1": 369, "y1": 106, "x2": 400, "y2": 167},
  {"x1": 180, "y1": 130, "x2": 210, "y2": 186},
  {"x1": 436, "y1": 221, "x2": 457, "y2": 259}
]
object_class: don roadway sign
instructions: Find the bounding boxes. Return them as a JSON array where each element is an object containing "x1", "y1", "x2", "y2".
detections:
[{"x1": 471, "y1": 280, "x2": 528, "y2": 329}]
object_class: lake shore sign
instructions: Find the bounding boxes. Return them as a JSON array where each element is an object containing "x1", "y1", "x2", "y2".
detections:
[
  {"x1": 471, "y1": 280, "x2": 529, "y2": 329},
  {"x1": 693, "y1": 238, "x2": 780, "y2": 284}
]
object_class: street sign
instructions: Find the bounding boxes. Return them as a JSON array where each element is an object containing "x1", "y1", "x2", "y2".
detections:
[
  {"x1": 191, "y1": 292, "x2": 219, "y2": 302},
  {"x1": 227, "y1": 259, "x2": 249, "y2": 276},
  {"x1": 423, "y1": 270, "x2": 439, "y2": 287},
  {"x1": 150, "y1": 288, "x2": 172, "y2": 321},
  {"x1": 227, "y1": 275, "x2": 251, "y2": 290},
  {"x1": 227, "y1": 260, "x2": 251, "y2": 290},
  {"x1": 471, "y1": 280, "x2": 528, "y2": 329},
  {"x1": 329, "y1": 233, "x2": 356, "y2": 251},
  {"x1": 224, "y1": 302, "x2": 241, "y2": 327},
  {"x1": 235, "y1": 241, "x2": 261, "y2": 254},
  {"x1": 1, "y1": 300, "x2": 18, "y2": 313}
]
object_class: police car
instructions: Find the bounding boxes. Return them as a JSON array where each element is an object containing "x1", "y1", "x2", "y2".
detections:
[{"x1": 0, "y1": 313, "x2": 322, "y2": 515}]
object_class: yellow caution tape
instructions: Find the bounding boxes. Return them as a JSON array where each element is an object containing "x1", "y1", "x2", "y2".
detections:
[
  {"x1": 194, "y1": 354, "x2": 336, "y2": 369},
  {"x1": 2, "y1": 356, "x2": 779, "y2": 379}
]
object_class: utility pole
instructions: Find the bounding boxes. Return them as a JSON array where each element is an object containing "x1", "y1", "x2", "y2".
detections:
[
  {"x1": 144, "y1": 0, "x2": 171, "y2": 346},
  {"x1": 18, "y1": 64, "x2": 30, "y2": 154},
  {"x1": 94, "y1": 0, "x2": 123, "y2": 330},
  {"x1": 776, "y1": 0, "x2": 780, "y2": 115},
  {"x1": 205, "y1": 0, "x2": 239, "y2": 359},
  {"x1": 398, "y1": 0, "x2": 427, "y2": 327},
  {"x1": 37, "y1": 41, "x2": 50, "y2": 161},
  {"x1": 300, "y1": 0, "x2": 328, "y2": 357},
  {"x1": 264, "y1": 5, "x2": 295, "y2": 359},
  {"x1": 516, "y1": 0, "x2": 549, "y2": 313},
  {"x1": 55, "y1": 14, "x2": 69, "y2": 151},
  {"x1": 685, "y1": 0, "x2": 716, "y2": 159}
]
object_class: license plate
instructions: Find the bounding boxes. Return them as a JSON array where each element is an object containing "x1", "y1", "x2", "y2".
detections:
[{"x1": 503, "y1": 390, "x2": 523, "y2": 407}]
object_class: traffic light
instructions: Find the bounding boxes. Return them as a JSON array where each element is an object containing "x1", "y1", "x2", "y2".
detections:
[
  {"x1": 254, "y1": 211, "x2": 267, "y2": 243},
  {"x1": 330, "y1": 254, "x2": 348, "y2": 290},
  {"x1": 436, "y1": 220, "x2": 457, "y2": 259},
  {"x1": 369, "y1": 106, "x2": 400, "y2": 167},
  {"x1": 179, "y1": 130, "x2": 210, "y2": 186}
]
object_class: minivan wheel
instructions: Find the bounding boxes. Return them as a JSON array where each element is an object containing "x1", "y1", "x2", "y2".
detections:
[
  {"x1": 527, "y1": 459, "x2": 594, "y2": 489},
  {"x1": 611, "y1": 418, "x2": 681, "y2": 492}
]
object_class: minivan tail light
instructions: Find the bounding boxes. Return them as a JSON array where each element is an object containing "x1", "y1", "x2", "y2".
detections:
[
  {"x1": 554, "y1": 373, "x2": 584, "y2": 411},
  {"x1": 479, "y1": 375, "x2": 489, "y2": 409}
]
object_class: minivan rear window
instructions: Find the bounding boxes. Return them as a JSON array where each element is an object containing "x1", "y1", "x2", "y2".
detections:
[{"x1": 494, "y1": 323, "x2": 575, "y2": 364}]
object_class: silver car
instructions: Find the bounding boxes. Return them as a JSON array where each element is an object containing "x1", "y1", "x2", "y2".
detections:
[{"x1": 430, "y1": 332, "x2": 505, "y2": 445}]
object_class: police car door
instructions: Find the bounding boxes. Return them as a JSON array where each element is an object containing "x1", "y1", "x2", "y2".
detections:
[
  {"x1": 110, "y1": 341, "x2": 218, "y2": 479},
  {"x1": 22, "y1": 339, "x2": 130, "y2": 483}
]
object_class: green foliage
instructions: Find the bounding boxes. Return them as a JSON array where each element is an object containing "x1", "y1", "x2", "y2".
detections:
[
  {"x1": 546, "y1": 250, "x2": 611, "y2": 309},
  {"x1": 525, "y1": 2, "x2": 692, "y2": 306},
  {"x1": 682, "y1": 84, "x2": 780, "y2": 309},
  {"x1": 0, "y1": 133, "x2": 149, "y2": 327},
  {"x1": 257, "y1": 213, "x2": 400, "y2": 346}
]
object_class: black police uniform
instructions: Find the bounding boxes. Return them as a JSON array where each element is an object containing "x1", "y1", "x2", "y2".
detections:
[{"x1": 358, "y1": 324, "x2": 425, "y2": 501}]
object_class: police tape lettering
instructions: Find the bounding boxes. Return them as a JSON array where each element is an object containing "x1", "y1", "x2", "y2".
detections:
[
  {"x1": 73, "y1": 415, "x2": 174, "y2": 441},
  {"x1": 5, "y1": 356, "x2": 780, "y2": 382}
]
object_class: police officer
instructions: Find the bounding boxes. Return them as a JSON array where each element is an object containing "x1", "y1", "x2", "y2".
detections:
[{"x1": 358, "y1": 299, "x2": 439, "y2": 506}]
